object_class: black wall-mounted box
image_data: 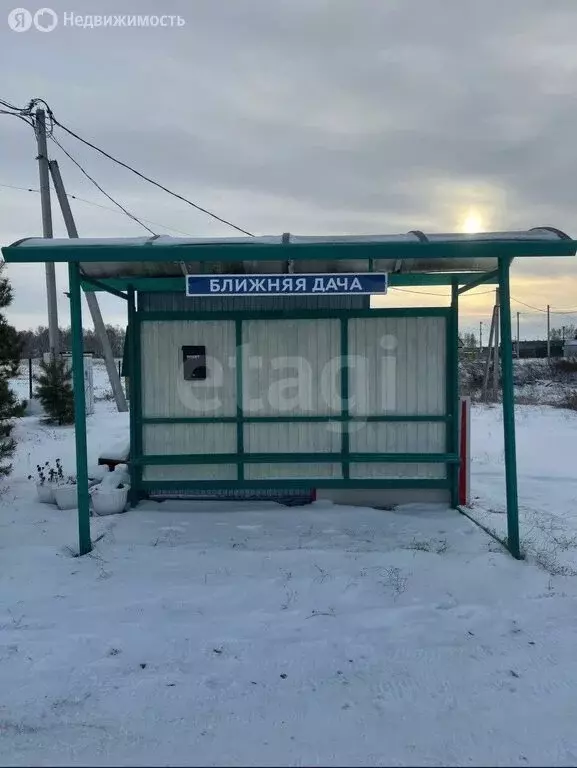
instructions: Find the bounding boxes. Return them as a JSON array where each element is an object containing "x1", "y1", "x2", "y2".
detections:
[{"x1": 182, "y1": 345, "x2": 207, "y2": 380}]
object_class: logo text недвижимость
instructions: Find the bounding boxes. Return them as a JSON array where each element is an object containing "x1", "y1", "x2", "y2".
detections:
[{"x1": 7, "y1": 8, "x2": 185, "y2": 32}]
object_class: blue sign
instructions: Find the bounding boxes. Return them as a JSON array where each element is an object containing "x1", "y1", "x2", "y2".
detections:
[{"x1": 186, "y1": 273, "x2": 387, "y2": 297}]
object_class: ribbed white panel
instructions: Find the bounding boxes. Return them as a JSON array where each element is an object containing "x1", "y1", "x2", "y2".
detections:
[
  {"x1": 349, "y1": 463, "x2": 446, "y2": 479},
  {"x1": 143, "y1": 423, "x2": 236, "y2": 455},
  {"x1": 242, "y1": 319, "x2": 340, "y2": 416},
  {"x1": 140, "y1": 320, "x2": 236, "y2": 418},
  {"x1": 348, "y1": 316, "x2": 446, "y2": 416},
  {"x1": 349, "y1": 422, "x2": 445, "y2": 453},
  {"x1": 244, "y1": 421, "x2": 341, "y2": 453},
  {"x1": 245, "y1": 463, "x2": 342, "y2": 479},
  {"x1": 143, "y1": 464, "x2": 237, "y2": 481}
]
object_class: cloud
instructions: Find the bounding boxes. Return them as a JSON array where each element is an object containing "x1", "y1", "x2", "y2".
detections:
[{"x1": 1, "y1": 0, "x2": 577, "y2": 333}]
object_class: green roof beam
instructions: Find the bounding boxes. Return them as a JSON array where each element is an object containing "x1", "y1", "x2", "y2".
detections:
[
  {"x1": 80, "y1": 272, "x2": 500, "y2": 294},
  {"x1": 457, "y1": 269, "x2": 499, "y2": 295},
  {"x1": 4, "y1": 238, "x2": 577, "y2": 264}
]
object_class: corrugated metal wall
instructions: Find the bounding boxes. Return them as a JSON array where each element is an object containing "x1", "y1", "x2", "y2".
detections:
[
  {"x1": 348, "y1": 316, "x2": 446, "y2": 478},
  {"x1": 241, "y1": 317, "x2": 342, "y2": 476},
  {"x1": 143, "y1": 423, "x2": 236, "y2": 454},
  {"x1": 141, "y1": 320, "x2": 236, "y2": 419},
  {"x1": 141, "y1": 320, "x2": 238, "y2": 480},
  {"x1": 242, "y1": 319, "x2": 341, "y2": 417},
  {"x1": 143, "y1": 464, "x2": 237, "y2": 482},
  {"x1": 138, "y1": 303, "x2": 447, "y2": 485},
  {"x1": 348, "y1": 316, "x2": 445, "y2": 416}
]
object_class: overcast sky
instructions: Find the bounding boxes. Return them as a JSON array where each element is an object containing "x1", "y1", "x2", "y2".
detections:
[{"x1": 1, "y1": 0, "x2": 577, "y2": 340}]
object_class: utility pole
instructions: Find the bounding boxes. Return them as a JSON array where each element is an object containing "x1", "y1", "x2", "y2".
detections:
[
  {"x1": 482, "y1": 306, "x2": 497, "y2": 402},
  {"x1": 49, "y1": 160, "x2": 128, "y2": 412},
  {"x1": 479, "y1": 321, "x2": 483, "y2": 354},
  {"x1": 516, "y1": 312, "x2": 520, "y2": 358},
  {"x1": 35, "y1": 108, "x2": 59, "y2": 357},
  {"x1": 547, "y1": 304, "x2": 551, "y2": 362},
  {"x1": 491, "y1": 287, "x2": 500, "y2": 400}
]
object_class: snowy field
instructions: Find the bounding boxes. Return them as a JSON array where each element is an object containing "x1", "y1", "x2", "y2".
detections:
[{"x1": 1, "y1": 368, "x2": 577, "y2": 765}]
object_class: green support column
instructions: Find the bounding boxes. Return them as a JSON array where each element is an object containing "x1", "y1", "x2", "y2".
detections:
[
  {"x1": 498, "y1": 257, "x2": 521, "y2": 559},
  {"x1": 235, "y1": 319, "x2": 244, "y2": 481},
  {"x1": 340, "y1": 318, "x2": 350, "y2": 480},
  {"x1": 68, "y1": 262, "x2": 91, "y2": 556},
  {"x1": 449, "y1": 281, "x2": 460, "y2": 508},
  {"x1": 127, "y1": 288, "x2": 139, "y2": 507}
]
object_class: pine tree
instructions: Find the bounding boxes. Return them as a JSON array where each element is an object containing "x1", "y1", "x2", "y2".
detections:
[
  {"x1": 34, "y1": 356, "x2": 75, "y2": 425},
  {"x1": 0, "y1": 265, "x2": 25, "y2": 477}
]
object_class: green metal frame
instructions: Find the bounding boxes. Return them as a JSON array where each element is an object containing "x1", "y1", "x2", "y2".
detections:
[
  {"x1": 80, "y1": 272, "x2": 500, "y2": 293},
  {"x1": 449, "y1": 280, "x2": 460, "y2": 508},
  {"x1": 140, "y1": 478, "x2": 450, "y2": 491},
  {"x1": 138, "y1": 452, "x2": 460, "y2": 466},
  {"x1": 458, "y1": 269, "x2": 499, "y2": 295},
  {"x1": 13, "y1": 234, "x2": 533, "y2": 558},
  {"x1": 69, "y1": 262, "x2": 91, "y2": 555},
  {"x1": 127, "y1": 287, "x2": 139, "y2": 507},
  {"x1": 141, "y1": 414, "x2": 449, "y2": 424},
  {"x1": 137, "y1": 307, "x2": 449, "y2": 322},
  {"x1": 129, "y1": 306, "x2": 457, "y2": 499},
  {"x1": 81, "y1": 274, "x2": 128, "y2": 300},
  {"x1": 5, "y1": 238, "x2": 577, "y2": 263},
  {"x1": 235, "y1": 319, "x2": 244, "y2": 481},
  {"x1": 498, "y1": 257, "x2": 520, "y2": 558},
  {"x1": 340, "y1": 318, "x2": 350, "y2": 479}
]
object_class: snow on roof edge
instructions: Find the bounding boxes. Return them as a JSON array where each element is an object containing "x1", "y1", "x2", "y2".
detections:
[{"x1": 7, "y1": 227, "x2": 573, "y2": 249}]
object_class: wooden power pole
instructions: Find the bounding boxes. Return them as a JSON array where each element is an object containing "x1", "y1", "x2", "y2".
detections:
[
  {"x1": 491, "y1": 288, "x2": 500, "y2": 400},
  {"x1": 35, "y1": 108, "x2": 59, "y2": 357},
  {"x1": 482, "y1": 305, "x2": 497, "y2": 401},
  {"x1": 49, "y1": 160, "x2": 128, "y2": 412},
  {"x1": 547, "y1": 304, "x2": 551, "y2": 362}
]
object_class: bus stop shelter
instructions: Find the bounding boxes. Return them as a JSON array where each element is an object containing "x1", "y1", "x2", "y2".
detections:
[{"x1": 3, "y1": 228, "x2": 576, "y2": 559}]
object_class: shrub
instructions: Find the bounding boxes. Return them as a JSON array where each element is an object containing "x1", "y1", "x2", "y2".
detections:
[
  {"x1": 0, "y1": 267, "x2": 26, "y2": 476},
  {"x1": 556, "y1": 389, "x2": 577, "y2": 411},
  {"x1": 34, "y1": 357, "x2": 75, "y2": 425},
  {"x1": 551, "y1": 358, "x2": 577, "y2": 375}
]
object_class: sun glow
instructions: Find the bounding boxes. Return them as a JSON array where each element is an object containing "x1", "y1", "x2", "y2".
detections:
[{"x1": 461, "y1": 211, "x2": 484, "y2": 234}]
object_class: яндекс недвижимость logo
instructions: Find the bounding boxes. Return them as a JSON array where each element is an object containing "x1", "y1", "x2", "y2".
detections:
[{"x1": 8, "y1": 7, "x2": 58, "y2": 32}]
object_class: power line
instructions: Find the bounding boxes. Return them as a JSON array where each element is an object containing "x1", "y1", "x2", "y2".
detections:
[
  {"x1": 0, "y1": 98, "x2": 23, "y2": 110},
  {"x1": 49, "y1": 133, "x2": 157, "y2": 236},
  {"x1": 510, "y1": 298, "x2": 577, "y2": 315},
  {"x1": 391, "y1": 287, "x2": 495, "y2": 297},
  {"x1": 0, "y1": 109, "x2": 34, "y2": 129},
  {"x1": 2, "y1": 95, "x2": 255, "y2": 237},
  {"x1": 0, "y1": 181, "x2": 197, "y2": 237},
  {"x1": 461, "y1": 289, "x2": 495, "y2": 297},
  {"x1": 2, "y1": 98, "x2": 155, "y2": 236},
  {"x1": 391, "y1": 287, "x2": 448, "y2": 297},
  {"x1": 50, "y1": 116, "x2": 255, "y2": 237},
  {"x1": 511, "y1": 296, "x2": 547, "y2": 312}
]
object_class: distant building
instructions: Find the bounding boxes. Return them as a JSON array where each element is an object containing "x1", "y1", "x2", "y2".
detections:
[
  {"x1": 517, "y1": 340, "x2": 563, "y2": 359},
  {"x1": 477, "y1": 340, "x2": 564, "y2": 359}
]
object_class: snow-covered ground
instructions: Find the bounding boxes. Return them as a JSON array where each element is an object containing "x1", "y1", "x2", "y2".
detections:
[
  {"x1": 1, "y1": 370, "x2": 577, "y2": 765},
  {"x1": 11, "y1": 358, "x2": 123, "y2": 405},
  {"x1": 469, "y1": 404, "x2": 577, "y2": 575},
  {"x1": 460, "y1": 357, "x2": 577, "y2": 407}
]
